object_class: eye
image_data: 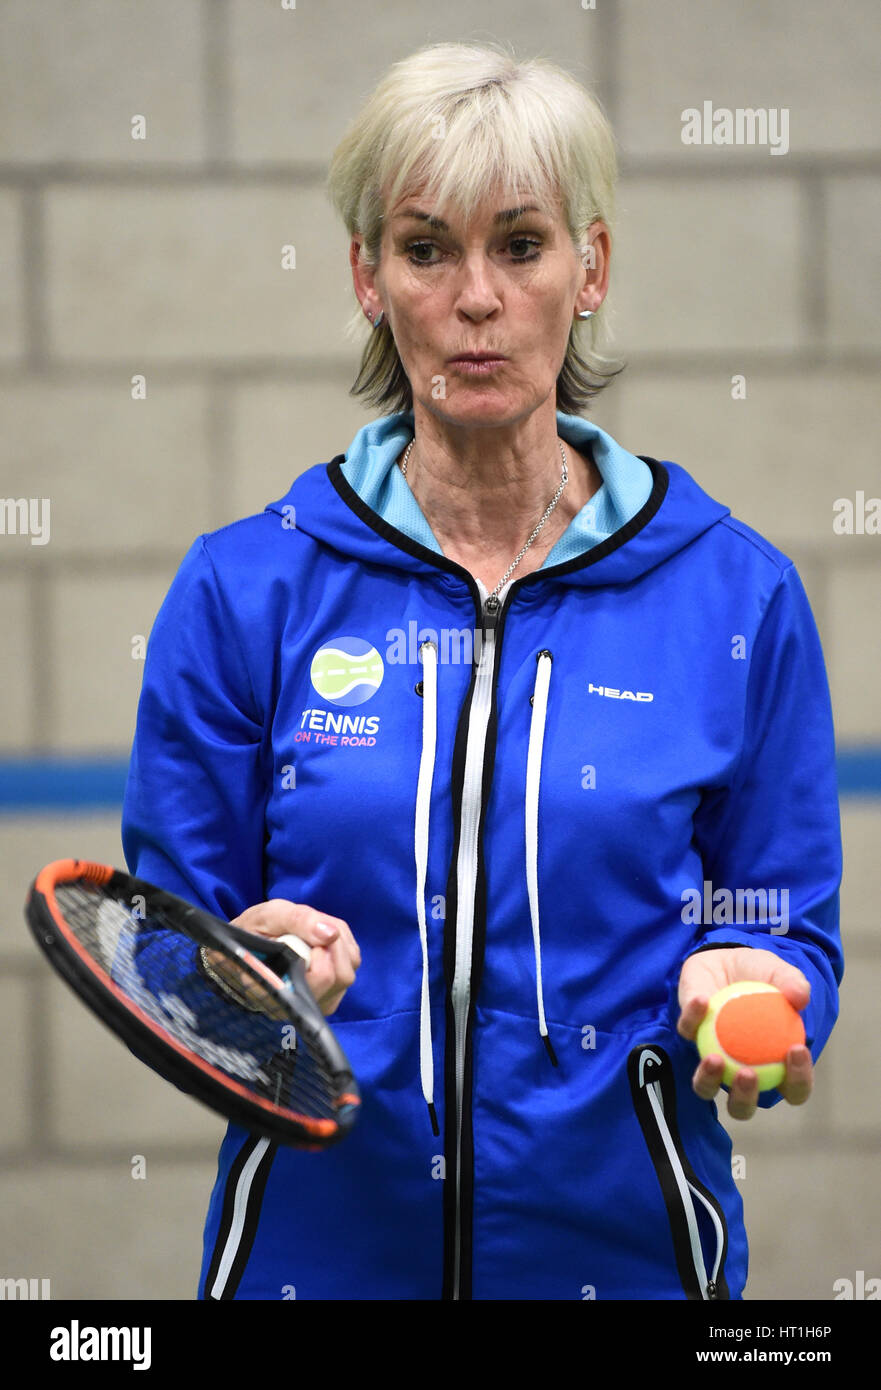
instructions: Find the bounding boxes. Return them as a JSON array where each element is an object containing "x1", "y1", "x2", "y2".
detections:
[
  {"x1": 507, "y1": 237, "x2": 542, "y2": 261},
  {"x1": 406, "y1": 240, "x2": 439, "y2": 265},
  {"x1": 404, "y1": 236, "x2": 543, "y2": 267}
]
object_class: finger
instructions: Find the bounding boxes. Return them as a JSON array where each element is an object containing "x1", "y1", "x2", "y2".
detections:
[
  {"x1": 202, "y1": 946, "x2": 255, "y2": 993},
  {"x1": 226, "y1": 902, "x2": 358, "y2": 1010},
  {"x1": 201, "y1": 948, "x2": 286, "y2": 1017},
  {"x1": 324, "y1": 931, "x2": 358, "y2": 991},
  {"x1": 232, "y1": 900, "x2": 347, "y2": 951},
  {"x1": 230, "y1": 899, "x2": 301, "y2": 934},
  {"x1": 314, "y1": 934, "x2": 358, "y2": 1015},
  {"x1": 678, "y1": 954, "x2": 729, "y2": 1010},
  {"x1": 306, "y1": 909, "x2": 359, "y2": 968},
  {"x1": 266, "y1": 906, "x2": 342, "y2": 952},
  {"x1": 292, "y1": 917, "x2": 358, "y2": 987},
  {"x1": 201, "y1": 945, "x2": 247, "y2": 989},
  {"x1": 320, "y1": 985, "x2": 347, "y2": 1017},
  {"x1": 228, "y1": 903, "x2": 329, "y2": 976},
  {"x1": 692, "y1": 1053, "x2": 726, "y2": 1101},
  {"x1": 760, "y1": 962, "x2": 811, "y2": 1013},
  {"x1": 302, "y1": 914, "x2": 344, "y2": 946},
  {"x1": 303, "y1": 942, "x2": 337, "y2": 1007},
  {"x1": 778, "y1": 1044, "x2": 813, "y2": 1105},
  {"x1": 677, "y1": 992, "x2": 710, "y2": 1041},
  {"x1": 332, "y1": 916, "x2": 362, "y2": 971},
  {"x1": 726, "y1": 1067, "x2": 759, "y2": 1121}
]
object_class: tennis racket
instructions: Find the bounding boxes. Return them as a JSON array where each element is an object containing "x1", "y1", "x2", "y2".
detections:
[{"x1": 25, "y1": 858, "x2": 360, "y2": 1150}]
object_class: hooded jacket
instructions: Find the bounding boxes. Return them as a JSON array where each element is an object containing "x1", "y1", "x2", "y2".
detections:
[{"x1": 121, "y1": 408, "x2": 844, "y2": 1301}]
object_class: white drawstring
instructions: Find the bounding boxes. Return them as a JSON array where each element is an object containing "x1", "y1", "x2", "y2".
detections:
[
  {"x1": 525, "y1": 650, "x2": 557, "y2": 1064},
  {"x1": 414, "y1": 639, "x2": 439, "y2": 1134},
  {"x1": 413, "y1": 641, "x2": 556, "y2": 1132}
]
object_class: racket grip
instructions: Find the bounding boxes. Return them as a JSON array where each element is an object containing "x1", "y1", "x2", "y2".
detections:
[{"x1": 277, "y1": 933, "x2": 313, "y2": 968}]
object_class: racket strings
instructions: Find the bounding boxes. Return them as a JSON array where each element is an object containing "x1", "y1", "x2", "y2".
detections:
[{"x1": 53, "y1": 881, "x2": 343, "y2": 1122}]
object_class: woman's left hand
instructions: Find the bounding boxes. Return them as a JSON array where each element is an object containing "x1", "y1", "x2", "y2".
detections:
[{"x1": 676, "y1": 947, "x2": 813, "y2": 1120}]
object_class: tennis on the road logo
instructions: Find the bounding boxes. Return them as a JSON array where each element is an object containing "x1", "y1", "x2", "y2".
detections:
[
  {"x1": 310, "y1": 637, "x2": 384, "y2": 706},
  {"x1": 300, "y1": 636, "x2": 383, "y2": 747}
]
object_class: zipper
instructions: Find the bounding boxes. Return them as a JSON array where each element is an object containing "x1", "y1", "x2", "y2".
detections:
[
  {"x1": 449, "y1": 585, "x2": 503, "y2": 1299},
  {"x1": 323, "y1": 448, "x2": 672, "y2": 1300},
  {"x1": 627, "y1": 1044, "x2": 729, "y2": 1299}
]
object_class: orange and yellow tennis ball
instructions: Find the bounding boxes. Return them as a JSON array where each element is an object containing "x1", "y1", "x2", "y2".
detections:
[{"x1": 695, "y1": 981, "x2": 806, "y2": 1091}]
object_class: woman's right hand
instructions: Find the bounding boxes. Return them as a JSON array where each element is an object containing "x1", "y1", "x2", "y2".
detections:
[{"x1": 211, "y1": 899, "x2": 361, "y2": 1016}]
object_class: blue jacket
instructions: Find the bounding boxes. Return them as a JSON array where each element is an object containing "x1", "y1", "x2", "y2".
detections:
[{"x1": 121, "y1": 409, "x2": 843, "y2": 1300}]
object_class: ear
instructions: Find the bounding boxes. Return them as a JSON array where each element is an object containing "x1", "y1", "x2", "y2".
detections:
[
  {"x1": 576, "y1": 221, "x2": 612, "y2": 316},
  {"x1": 350, "y1": 235, "x2": 382, "y2": 325}
]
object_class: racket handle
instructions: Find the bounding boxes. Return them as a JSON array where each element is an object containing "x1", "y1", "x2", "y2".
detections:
[{"x1": 277, "y1": 933, "x2": 313, "y2": 968}]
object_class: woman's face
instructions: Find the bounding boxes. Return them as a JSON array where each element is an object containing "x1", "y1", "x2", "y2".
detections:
[{"x1": 354, "y1": 183, "x2": 609, "y2": 428}]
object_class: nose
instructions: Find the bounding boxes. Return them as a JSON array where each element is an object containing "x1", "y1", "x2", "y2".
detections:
[{"x1": 454, "y1": 251, "x2": 503, "y2": 318}]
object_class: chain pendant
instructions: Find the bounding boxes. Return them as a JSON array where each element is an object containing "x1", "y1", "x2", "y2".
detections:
[{"x1": 401, "y1": 436, "x2": 570, "y2": 607}]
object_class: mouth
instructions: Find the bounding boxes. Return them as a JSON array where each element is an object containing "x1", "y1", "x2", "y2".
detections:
[
  {"x1": 447, "y1": 353, "x2": 508, "y2": 375},
  {"x1": 448, "y1": 353, "x2": 508, "y2": 363}
]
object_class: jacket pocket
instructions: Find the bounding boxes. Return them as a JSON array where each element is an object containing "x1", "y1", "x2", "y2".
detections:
[{"x1": 627, "y1": 1043, "x2": 729, "y2": 1300}]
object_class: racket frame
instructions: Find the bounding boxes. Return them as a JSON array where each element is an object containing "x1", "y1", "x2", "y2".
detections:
[{"x1": 25, "y1": 858, "x2": 359, "y2": 1149}]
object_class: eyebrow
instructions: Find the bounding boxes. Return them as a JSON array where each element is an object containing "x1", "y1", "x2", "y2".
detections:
[{"x1": 392, "y1": 204, "x2": 545, "y2": 230}]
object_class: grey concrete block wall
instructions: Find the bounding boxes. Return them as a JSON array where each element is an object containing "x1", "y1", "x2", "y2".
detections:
[
  {"x1": 1, "y1": 1, "x2": 879, "y2": 1301},
  {"x1": 0, "y1": 3, "x2": 206, "y2": 165},
  {"x1": 0, "y1": 191, "x2": 24, "y2": 359},
  {"x1": 615, "y1": 0, "x2": 880, "y2": 159},
  {"x1": 45, "y1": 186, "x2": 354, "y2": 361},
  {"x1": 614, "y1": 373, "x2": 881, "y2": 551},
  {"x1": 613, "y1": 178, "x2": 806, "y2": 353},
  {"x1": 0, "y1": 1161, "x2": 212, "y2": 1301},
  {"x1": 828, "y1": 177, "x2": 881, "y2": 349}
]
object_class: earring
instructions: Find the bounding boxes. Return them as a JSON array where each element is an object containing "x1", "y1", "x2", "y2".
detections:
[
  {"x1": 373, "y1": 310, "x2": 385, "y2": 328},
  {"x1": 577, "y1": 310, "x2": 595, "y2": 320}
]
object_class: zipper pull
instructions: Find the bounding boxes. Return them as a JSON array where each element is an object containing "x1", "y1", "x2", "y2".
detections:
[
  {"x1": 706, "y1": 1279, "x2": 718, "y2": 1299},
  {"x1": 482, "y1": 593, "x2": 500, "y2": 636}
]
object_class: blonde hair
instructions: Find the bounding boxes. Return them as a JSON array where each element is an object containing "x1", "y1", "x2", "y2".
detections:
[{"x1": 326, "y1": 39, "x2": 625, "y2": 416}]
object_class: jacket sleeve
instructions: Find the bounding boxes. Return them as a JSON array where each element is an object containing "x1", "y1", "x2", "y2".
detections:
[
  {"x1": 684, "y1": 560, "x2": 844, "y2": 1107},
  {"x1": 121, "y1": 534, "x2": 268, "y2": 922}
]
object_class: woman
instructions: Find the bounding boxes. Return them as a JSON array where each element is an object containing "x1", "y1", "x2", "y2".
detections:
[{"x1": 122, "y1": 41, "x2": 843, "y2": 1300}]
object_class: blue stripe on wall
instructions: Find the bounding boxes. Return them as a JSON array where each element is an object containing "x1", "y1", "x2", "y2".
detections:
[
  {"x1": 836, "y1": 749, "x2": 881, "y2": 796},
  {"x1": 0, "y1": 749, "x2": 880, "y2": 809},
  {"x1": 0, "y1": 757, "x2": 129, "y2": 810}
]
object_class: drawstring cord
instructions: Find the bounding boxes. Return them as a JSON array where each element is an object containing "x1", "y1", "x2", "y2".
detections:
[
  {"x1": 525, "y1": 650, "x2": 557, "y2": 1065},
  {"x1": 414, "y1": 639, "x2": 439, "y2": 1135},
  {"x1": 414, "y1": 641, "x2": 557, "y2": 1133}
]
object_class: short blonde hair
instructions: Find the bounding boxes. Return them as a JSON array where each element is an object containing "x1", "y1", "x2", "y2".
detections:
[{"x1": 326, "y1": 39, "x2": 625, "y2": 416}]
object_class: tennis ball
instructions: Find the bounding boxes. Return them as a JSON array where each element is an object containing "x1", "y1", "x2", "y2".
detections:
[{"x1": 695, "y1": 981, "x2": 806, "y2": 1091}]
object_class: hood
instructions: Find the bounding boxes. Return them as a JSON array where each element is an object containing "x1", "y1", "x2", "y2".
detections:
[{"x1": 265, "y1": 409, "x2": 732, "y2": 591}]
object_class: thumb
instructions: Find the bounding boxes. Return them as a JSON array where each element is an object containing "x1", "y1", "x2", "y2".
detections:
[
  {"x1": 231, "y1": 899, "x2": 339, "y2": 947},
  {"x1": 749, "y1": 951, "x2": 811, "y2": 1011}
]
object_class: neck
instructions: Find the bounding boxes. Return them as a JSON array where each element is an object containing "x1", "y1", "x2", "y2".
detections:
[{"x1": 400, "y1": 402, "x2": 600, "y2": 570}]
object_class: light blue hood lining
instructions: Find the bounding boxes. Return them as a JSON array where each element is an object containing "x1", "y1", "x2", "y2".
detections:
[{"x1": 339, "y1": 410, "x2": 654, "y2": 565}]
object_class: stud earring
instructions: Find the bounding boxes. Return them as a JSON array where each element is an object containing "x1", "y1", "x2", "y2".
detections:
[{"x1": 577, "y1": 310, "x2": 595, "y2": 320}]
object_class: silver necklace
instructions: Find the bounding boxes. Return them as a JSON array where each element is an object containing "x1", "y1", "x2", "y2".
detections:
[{"x1": 399, "y1": 437, "x2": 568, "y2": 606}]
